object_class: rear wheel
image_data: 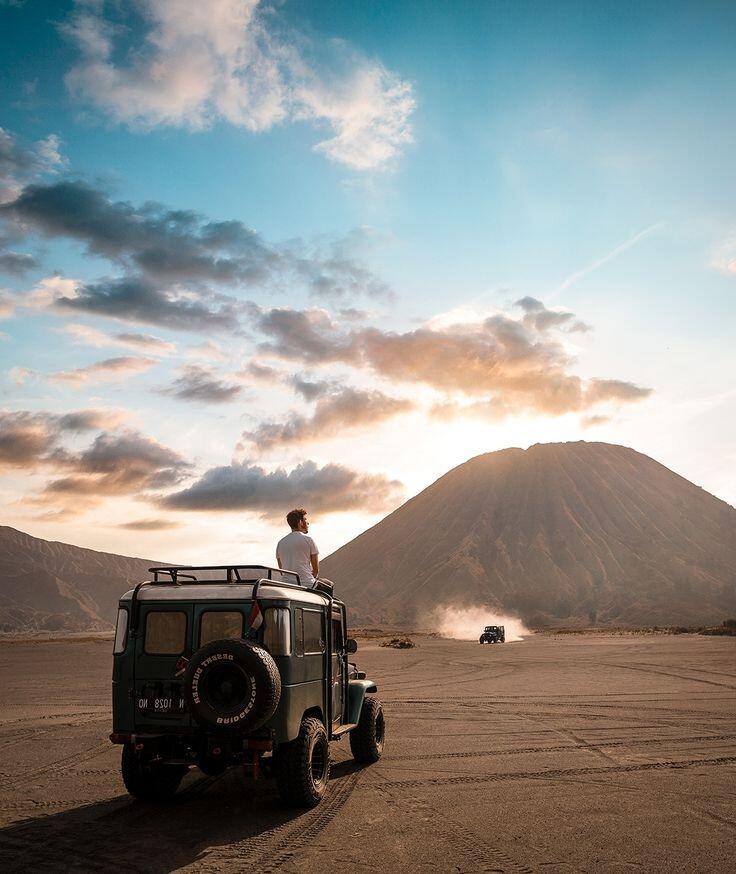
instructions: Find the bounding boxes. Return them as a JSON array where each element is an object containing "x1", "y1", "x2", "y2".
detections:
[
  {"x1": 350, "y1": 696, "x2": 385, "y2": 764},
  {"x1": 275, "y1": 717, "x2": 330, "y2": 807},
  {"x1": 121, "y1": 745, "x2": 187, "y2": 801}
]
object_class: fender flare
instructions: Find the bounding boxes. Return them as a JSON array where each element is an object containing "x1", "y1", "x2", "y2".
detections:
[{"x1": 347, "y1": 679, "x2": 377, "y2": 725}]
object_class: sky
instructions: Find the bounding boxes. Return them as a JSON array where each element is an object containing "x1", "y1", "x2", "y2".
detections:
[{"x1": 0, "y1": 0, "x2": 734, "y2": 563}]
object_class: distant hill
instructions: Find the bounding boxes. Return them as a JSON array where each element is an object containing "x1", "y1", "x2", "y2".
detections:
[
  {"x1": 322, "y1": 442, "x2": 736, "y2": 628},
  {"x1": 0, "y1": 526, "x2": 158, "y2": 633}
]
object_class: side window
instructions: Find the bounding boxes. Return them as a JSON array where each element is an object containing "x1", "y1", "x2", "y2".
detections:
[
  {"x1": 263, "y1": 608, "x2": 292, "y2": 656},
  {"x1": 294, "y1": 608, "x2": 304, "y2": 657},
  {"x1": 303, "y1": 609, "x2": 325, "y2": 654},
  {"x1": 145, "y1": 611, "x2": 186, "y2": 655},
  {"x1": 331, "y1": 614, "x2": 343, "y2": 650},
  {"x1": 113, "y1": 607, "x2": 128, "y2": 654},
  {"x1": 200, "y1": 611, "x2": 243, "y2": 646}
]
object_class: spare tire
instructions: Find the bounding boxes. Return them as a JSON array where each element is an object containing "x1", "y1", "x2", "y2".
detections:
[{"x1": 184, "y1": 638, "x2": 281, "y2": 733}]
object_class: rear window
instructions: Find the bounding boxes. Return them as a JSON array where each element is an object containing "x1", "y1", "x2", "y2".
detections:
[
  {"x1": 113, "y1": 608, "x2": 128, "y2": 654},
  {"x1": 200, "y1": 611, "x2": 243, "y2": 646},
  {"x1": 303, "y1": 609, "x2": 325, "y2": 654},
  {"x1": 263, "y1": 608, "x2": 291, "y2": 656},
  {"x1": 145, "y1": 611, "x2": 186, "y2": 655}
]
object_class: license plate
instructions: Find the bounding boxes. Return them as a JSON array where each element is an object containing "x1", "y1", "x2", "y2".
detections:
[{"x1": 137, "y1": 694, "x2": 187, "y2": 715}]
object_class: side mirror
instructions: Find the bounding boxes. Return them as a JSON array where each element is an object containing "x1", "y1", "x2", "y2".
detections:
[{"x1": 346, "y1": 638, "x2": 358, "y2": 654}]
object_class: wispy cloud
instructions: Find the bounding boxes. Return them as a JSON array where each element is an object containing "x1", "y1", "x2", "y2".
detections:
[
  {"x1": 159, "y1": 364, "x2": 243, "y2": 404},
  {"x1": 49, "y1": 355, "x2": 157, "y2": 386},
  {"x1": 59, "y1": 323, "x2": 176, "y2": 355},
  {"x1": 61, "y1": 0, "x2": 414, "y2": 171}
]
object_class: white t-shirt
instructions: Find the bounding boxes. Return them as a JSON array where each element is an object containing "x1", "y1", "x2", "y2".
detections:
[{"x1": 276, "y1": 531, "x2": 319, "y2": 587}]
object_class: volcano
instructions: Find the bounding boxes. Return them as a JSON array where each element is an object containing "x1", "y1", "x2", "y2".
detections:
[{"x1": 321, "y1": 442, "x2": 736, "y2": 628}]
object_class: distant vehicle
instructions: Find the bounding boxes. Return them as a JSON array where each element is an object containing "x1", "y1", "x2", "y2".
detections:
[
  {"x1": 479, "y1": 625, "x2": 505, "y2": 644},
  {"x1": 110, "y1": 564, "x2": 384, "y2": 808}
]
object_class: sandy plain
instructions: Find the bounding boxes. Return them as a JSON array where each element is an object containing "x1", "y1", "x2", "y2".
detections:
[{"x1": 0, "y1": 633, "x2": 734, "y2": 872}]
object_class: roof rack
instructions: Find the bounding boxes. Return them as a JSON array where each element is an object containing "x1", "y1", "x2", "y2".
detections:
[
  {"x1": 128, "y1": 565, "x2": 306, "y2": 635},
  {"x1": 147, "y1": 564, "x2": 301, "y2": 586}
]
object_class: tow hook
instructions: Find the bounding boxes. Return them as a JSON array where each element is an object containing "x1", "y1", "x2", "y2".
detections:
[{"x1": 174, "y1": 656, "x2": 189, "y2": 678}]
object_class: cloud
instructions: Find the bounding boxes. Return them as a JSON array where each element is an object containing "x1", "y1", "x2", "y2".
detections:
[
  {"x1": 584, "y1": 379, "x2": 652, "y2": 404},
  {"x1": 713, "y1": 234, "x2": 736, "y2": 275},
  {"x1": 49, "y1": 355, "x2": 157, "y2": 386},
  {"x1": 254, "y1": 305, "x2": 354, "y2": 363},
  {"x1": 0, "y1": 409, "x2": 191, "y2": 519},
  {"x1": 160, "y1": 364, "x2": 242, "y2": 403},
  {"x1": 0, "y1": 250, "x2": 37, "y2": 275},
  {"x1": 61, "y1": 0, "x2": 414, "y2": 171},
  {"x1": 0, "y1": 126, "x2": 65, "y2": 203},
  {"x1": 244, "y1": 387, "x2": 413, "y2": 450},
  {"x1": 161, "y1": 458, "x2": 403, "y2": 516},
  {"x1": 581, "y1": 414, "x2": 611, "y2": 428},
  {"x1": 237, "y1": 361, "x2": 337, "y2": 401},
  {"x1": 53, "y1": 275, "x2": 240, "y2": 332},
  {"x1": 0, "y1": 292, "x2": 14, "y2": 319},
  {"x1": 288, "y1": 374, "x2": 336, "y2": 401},
  {"x1": 73, "y1": 431, "x2": 190, "y2": 487},
  {"x1": 118, "y1": 517, "x2": 181, "y2": 531},
  {"x1": 57, "y1": 408, "x2": 129, "y2": 431},
  {"x1": 2, "y1": 180, "x2": 392, "y2": 316},
  {"x1": 37, "y1": 430, "x2": 193, "y2": 515},
  {"x1": 0, "y1": 408, "x2": 129, "y2": 469},
  {"x1": 514, "y1": 296, "x2": 591, "y2": 333},
  {"x1": 116, "y1": 332, "x2": 177, "y2": 355},
  {"x1": 186, "y1": 340, "x2": 226, "y2": 361},
  {"x1": 60, "y1": 323, "x2": 176, "y2": 355},
  {"x1": 0, "y1": 411, "x2": 60, "y2": 467},
  {"x1": 252, "y1": 301, "x2": 653, "y2": 417},
  {"x1": 238, "y1": 361, "x2": 283, "y2": 383}
]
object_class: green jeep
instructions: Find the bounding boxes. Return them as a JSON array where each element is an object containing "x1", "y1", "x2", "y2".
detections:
[{"x1": 110, "y1": 565, "x2": 384, "y2": 807}]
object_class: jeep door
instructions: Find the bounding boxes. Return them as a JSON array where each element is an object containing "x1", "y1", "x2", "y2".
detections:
[
  {"x1": 134, "y1": 603, "x2": 193, "y2": 728},
  {"x1": 331, "y1": 609, "x2": 345, "y2": 726}
]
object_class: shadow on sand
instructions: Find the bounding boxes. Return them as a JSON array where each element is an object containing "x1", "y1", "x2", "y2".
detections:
[{"x1": 0, "y1": 760, "x2": 362, "y2": 872}]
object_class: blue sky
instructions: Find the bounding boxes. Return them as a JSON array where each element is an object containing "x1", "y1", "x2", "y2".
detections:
[{"x1": 0, "y1": 0, "x2": 734, "y2": 561}]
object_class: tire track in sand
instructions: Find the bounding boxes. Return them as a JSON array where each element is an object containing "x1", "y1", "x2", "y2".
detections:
[
  {"x1": 384, "y1": 733, "x2": 736, "y2": 763},
  {"x1": 380, "y1": 754, "x2": 736, "y2": 790},
  {"x1": 194, "y1": 769, "x2": 361, "y2": 872}
]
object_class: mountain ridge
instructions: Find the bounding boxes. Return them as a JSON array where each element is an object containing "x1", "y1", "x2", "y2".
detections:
[{"x1": 0, "y1": 525, "x2": 160, "y2": 632}]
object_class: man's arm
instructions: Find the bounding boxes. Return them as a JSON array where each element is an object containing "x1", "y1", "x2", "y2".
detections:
[
  {"x1": 310, "y1": 552, "x2": 319, "y2": 578},
  {"x1": 276, "y1": 552, "x2": 282, "y2": 569}
]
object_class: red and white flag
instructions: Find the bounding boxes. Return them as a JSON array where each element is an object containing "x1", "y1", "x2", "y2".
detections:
[{"x1": 248, "y1": 599, "x2": 263, "y2": 632}]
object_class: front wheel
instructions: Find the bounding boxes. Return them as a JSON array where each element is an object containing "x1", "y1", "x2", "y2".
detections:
[
  {"x1": 121, "y1": 745, "x2": 187, "y2": 801},
  {"x1": 275, "y1": 717, "x2": 330, "y2": 808},
  {"x1": 350, "y1": 696, "x2": 385, "y2": 764}
]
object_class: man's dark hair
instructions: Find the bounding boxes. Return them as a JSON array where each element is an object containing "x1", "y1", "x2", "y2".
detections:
[{"x1": 286, "y1": 508, "x2": 307, "y2": 530}]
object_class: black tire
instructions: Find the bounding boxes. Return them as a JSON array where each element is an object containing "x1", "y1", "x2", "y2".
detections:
[
  {"x1": 275, "y1": 717, "x2": 330, "y2": 807},
  {"x1": 121, "y1": 744, "x2": 187, "y2": 801},
  {"x1": 479, "y1": 636, "x2": 485, "y2": 644},
  {"x1": 184, "y1": 638, "x2": 281, "y2": 733},
  {"x1": 350, "y1": 696, "x2": 385, "y2": 764}
]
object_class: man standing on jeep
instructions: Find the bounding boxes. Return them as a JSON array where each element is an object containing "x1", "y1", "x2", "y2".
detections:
[{"x1": 276, "y1": 508, "x2": 319, "y2": 587}]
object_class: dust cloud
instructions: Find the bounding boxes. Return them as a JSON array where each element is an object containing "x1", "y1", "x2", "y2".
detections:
[{"x1": 429, "y1": 605, "x2": 530, "y2": 642}]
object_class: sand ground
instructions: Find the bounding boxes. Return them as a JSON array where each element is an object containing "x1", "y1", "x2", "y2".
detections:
[{"x1": 0, "y1": 633, "x2": 734, "y2": 872}]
